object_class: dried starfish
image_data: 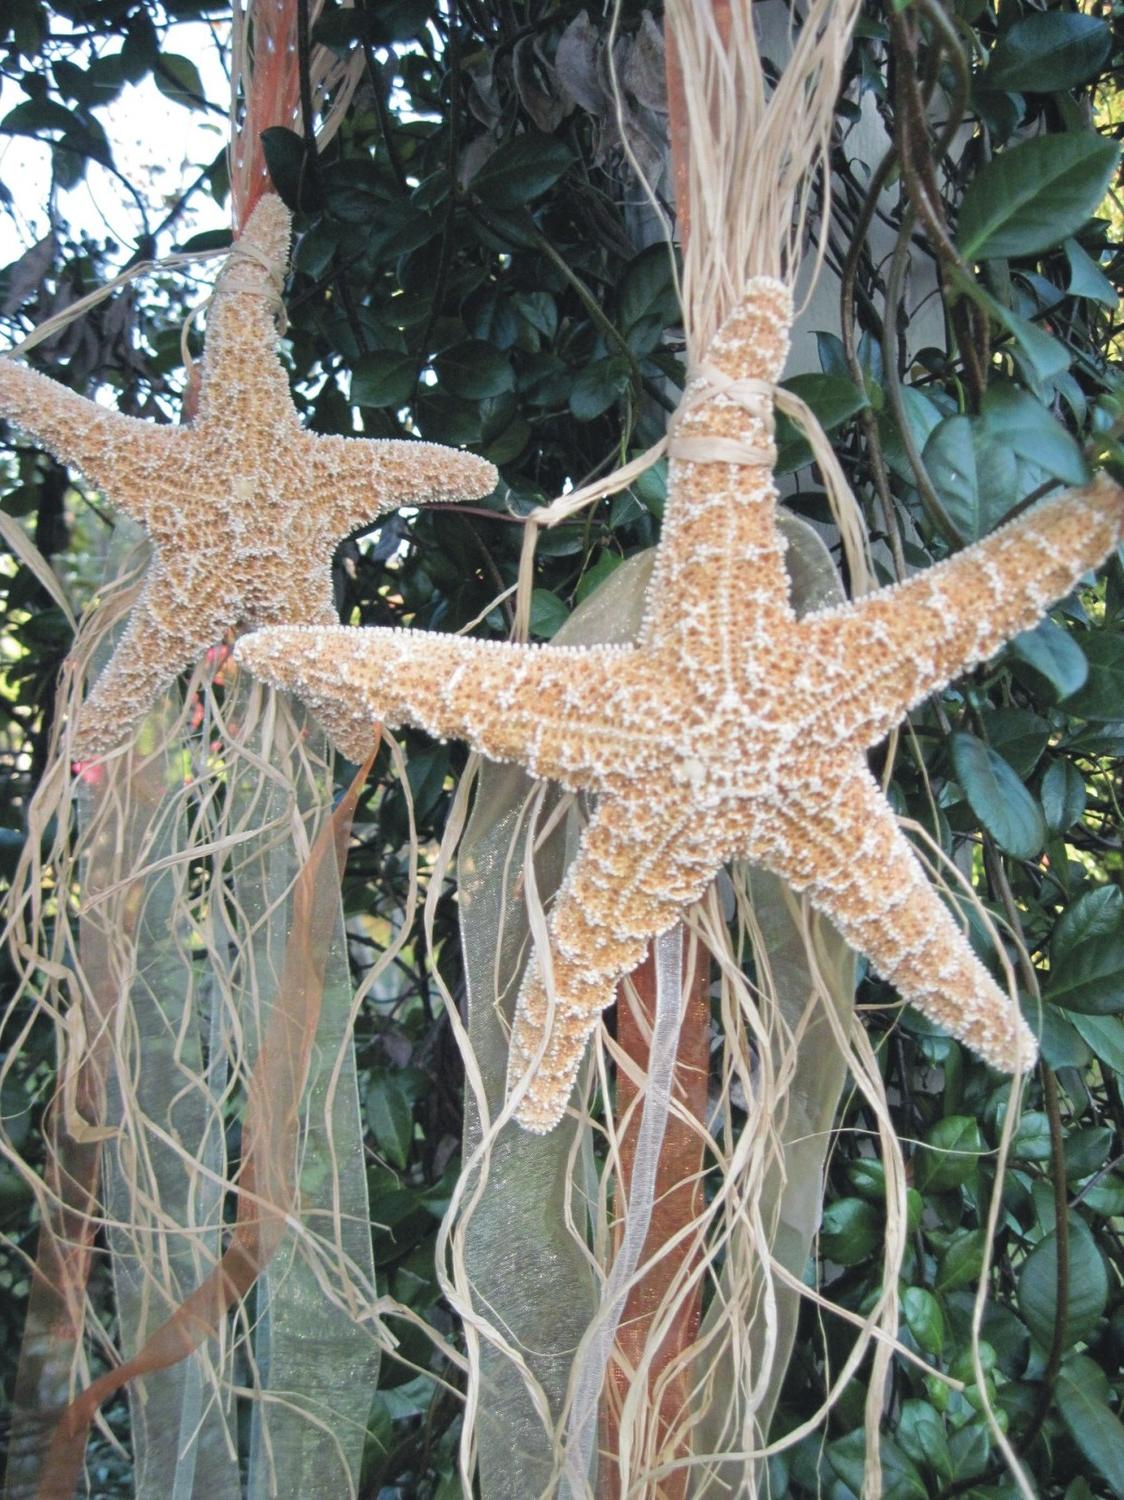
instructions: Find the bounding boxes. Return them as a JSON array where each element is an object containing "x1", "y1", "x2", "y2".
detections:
[
  {"x1": 237, "y1": 279, "x2": 1124, "y2": 1131},
  {"x1": 0, "y1": 194, "x2": 496, "y2": 754}
]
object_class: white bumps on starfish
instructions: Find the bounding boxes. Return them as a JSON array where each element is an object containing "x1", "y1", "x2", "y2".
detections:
[
  {"x1": 236, "y1": 278, "x2": 1124, "y2": 1132},
  {"x1": 0, "y1": 194, "x2": 496, "y2": 754}
]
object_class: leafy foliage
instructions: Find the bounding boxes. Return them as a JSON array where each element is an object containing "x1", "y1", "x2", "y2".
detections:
[{"x1": 0, "y1": 0, "x2": 1123, "y2": 1495}]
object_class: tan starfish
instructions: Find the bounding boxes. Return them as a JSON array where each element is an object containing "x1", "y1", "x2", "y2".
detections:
[
  {"x1": 0, "y1": 194, "x2": 496, "y2": 754},
  {"x1": 236, "y1": 279, "x2": 1124, "y2": 1131}
]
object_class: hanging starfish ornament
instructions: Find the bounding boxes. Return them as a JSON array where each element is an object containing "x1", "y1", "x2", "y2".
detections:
[
  {"x1": 236, "y1": 280, "x2": 1124, "y2": 1131},
  {"x1": 0, "y1": 194, "x2": 496, "y2": 754}
]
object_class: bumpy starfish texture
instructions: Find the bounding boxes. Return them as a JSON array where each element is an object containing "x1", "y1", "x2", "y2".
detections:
[
  {"x1": 237, "y1": 278, "x2": 1124, "y2": 1132},
  {"x1": 0, "y1": 194, "x2": 496, "y2": 754}
]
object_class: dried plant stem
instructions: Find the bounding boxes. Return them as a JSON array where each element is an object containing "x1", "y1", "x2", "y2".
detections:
[
  {"x1": 601, "y1": 945, "x2": 710, "y2": 1500},
  {"x1": 595, "y1": 9, "x2": 725, "y2": 1492}
]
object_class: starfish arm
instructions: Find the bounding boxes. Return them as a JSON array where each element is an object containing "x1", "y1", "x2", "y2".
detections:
[
  {"x1": 505, "y1": 790, "x2": 717, "y2": 1133},
  {"x1": 0, "y1": 358, "x2": 154, "y2": 504},
  {"x1": 308, "y1": 435, "x2": 497, "y2": 538},
  {"x1": 75, "y1": 584, "x2": 216, "y2": 755},
  {"x1": 640, "y1": 280, "x2": 797, "y2": 659},
  {"x1": 763, "y1": 763, "x2": 1036, "y2": 1072},
  {"x1": 804, "y1": 476, "x2": 1124, "y2": 746},
  {"x1": 195, "y1": 195, "x2": 297, "y2": 427},
  {"x1": 234, "y1": 624, "x2": 632, "y2": 780}
]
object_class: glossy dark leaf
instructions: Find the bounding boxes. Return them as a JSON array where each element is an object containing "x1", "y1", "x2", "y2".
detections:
[
  {"x1": 956, "y1": 133, "x2": 1120, "y2": 261},
  {"x1": 569, "y1": 356, "x2": 631, "y2": 421},
  {"x1": 1018, "y1": 1217, "x2": 1107, "y2": 1350},
  {"x1": 827, "y1": 1431, "x2": 928, "y2": 1500},
  {"x1": 949, "y1": 732, "x2": 1046, "y2": 858},
  {"x1": 434, "y1": 341, "x2": 515, "y2": 400},
  {"x1": 1067, "y1": 1013, "x2": 1124, "y2": 1074},
  {"x1": 1065, "y1": 633, "x2": 1124, "y2": 722},
  {"x1": 1057, "y1": 1357, "x2": 1124, "y2": 1495},
  {"x1": 914, "y1": 1115, "x2": 984, "y2": 1192},
  {"x1": 902, "y1": 1288, "x2": 945, "y2": 1357},
  {"x1": 987, "y1": 13, "x2": 1111, "y2": 94},
  {"x1": 819, "y1": 1197, "x2": 880, "y2": 1265},
  {"x1": 897, "y1": 1399, "x2": 953, "y2": 1481},
  {"x1": 1065, "y1": 238, "x2": 1118, "y2": 308},
  {"x1": 153, "y1": 53, "x2": 207, "y2": 110},
  {"x1": 351, "y1": 351, "x2": 417, "y2": 409},
  {"x1": 1046, "y1": 886, "x2": 1124, "y2": 1014},
  {"x1": 775, "y1": 374, "x2": 869, "y2": 472},
  {"x1": 1009, "y1": 619, "x2": 1088, "y2": 703},
  {"x1": 1040, "y1": 758, "x2": 1087, "y2": 834},
  {"x1": 618, "y1": 243, "x2": 679, "y2": 332},
  {"x1": 468, "y1": 133, "x2": 574, "y2": 209}
]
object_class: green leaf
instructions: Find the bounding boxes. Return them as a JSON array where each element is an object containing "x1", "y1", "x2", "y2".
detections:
[
  {"x1": 1017, "y1": 1216, "x2": 1107, "y2": 1350},
  {"x1": 897, "y1": 1399, "x2": 953, "y2": 1481},
  {"x1": 949, "y1": 269, "x2": 1069, "y2": 383},
  {"x1": 878, "y1": 386, "x2": 945, "y2": 484},
  {"x1": 310, "y1": 7, "x2": 370, "y2": 46},
  {"x1": 1030, "y1": 997, "x2": 1094, "y2": 1070},
  {"x1": 949, "y1": 732, "x2": 1046, "y2": 859},
  {"x1": 575, "y1": 551, "x2": 623, "y2": 604},
  {"x1": 1057, "y1": 1356, "x2": 1124, "y2": 1493},
  {"x1": 569, "y1": 356, "x2": 631, "y2": 422},
  {"x1": 1066, "y1": 1013, "x2": 1124, "y2": 1074},
  {"x1": 351, "y1": 351, "x2": 417, "y2": 409},
  {"x1": 366, "y1": 1070, "x2": 422, "y2": 1169},
  {"x1": 512, "y1": 290, "x2": 558, "y2": 341},
  {"x1": 1046, "y1": 886, "x2": 1124, "y2": 1014},
  {"x1": 364, "y1": 0, "x2": 431, "y2": 43},
  {"x1": 1040, "y1": 759, "x2": 1087, "y2": 834},
  {"x1": 922, "y1": 416, "x2": 1012, "y2": 541},
  {"x1": 936, "y1": 1228, "x2": 986, "y2": 1292},
  {"x1": 783, "y1": 374, "x2": 869, "y2": 430},
  {"x1": 154, "y1": 53, "x2": 207, "y2": 110},
  {"x1": 981, "y1": 708, "x2": 1051, "y2": 778},
  {"x1": 948, "y1": 1422, "x2": 991, "y2": 1484},
  {"x1": 260, "y1": 125, "x2": 320, "y2": 212},
  {"x1": 1009, "y1": 620, "x2": 1088, "y2": 703},
  {"x1": 618, "y1": 244, "x2": 679, "y2": 332},
  {"x1": 902, "y1": 1288, "x2": 946, "y2": 1357},
  {"x1": 1065, "y1": 238, "x2": 1118, "y2": 308},
  {"x1": 1081, "y1": 1174, "x2": 1124, "y2": 1217},
  {"x1": 915, "y1": 1115, "x2": 984, "y2": 1191},
  {"x1": 1, "y1": 98, "x2": 77, "y2": 135},
  {"x1": 1065, "y1": 633, "x2": 1124, "y2": 722},
  {"x1": 987, "y1": 13, "x2": 1111, "y2": 94},
  {"x1": 529, "y1": 589, "x2": 569, "y2": 638},
  {"x1": 1064, "y1": 1479, "x2": 1098, "y2": 1500},
  {"x1": 827, "y1": 1431, "x2": 928, "y2": 1500},
  {"x1": 1065, "y1": 1126, "x2": 1114, "y2": 1182},
  {"x1": 469, "y1": 133, "x2": 573, "y2": 209},
  {"x1": 819, "y1": 1197, "x2": 880, "y2": 1266},
  {"x1": 405, "y1": 743, "x2": 451, "y2": 822},
  {"x1": 434, "y1": 341, "x2": 515, "y2": 400},
  {"x1": 978, "y1": 384, "x2": 1089, "y2": 488},
  {"x1": 1010, "y1": 1110, "x2": 1052, "y2": 1162},
  {"x1": 776, "y1": 374, "x2": 869, "y2": 472},
  {"x1": 956, "y1": 133, "x2": 1120, "y2": 262}
]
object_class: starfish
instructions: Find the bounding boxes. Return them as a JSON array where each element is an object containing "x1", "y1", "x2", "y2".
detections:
[
  {"x1": 236, "y1": 278, "x2": 1124, "y2": 1132},
  {"x1": 0, "y1": 194, "x2": 496, "y2": 755}
]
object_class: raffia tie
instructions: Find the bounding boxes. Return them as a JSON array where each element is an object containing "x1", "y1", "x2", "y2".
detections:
[
  {"x1": 182, "y1": 236, "x2": 288, "y2": 381},
  {"x1": 667, "y1": 363, "x2": 778, "y2": 467}
]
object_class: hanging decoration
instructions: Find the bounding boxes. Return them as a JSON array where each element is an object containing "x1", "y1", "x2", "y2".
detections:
[
  {"x1": 0, "y1": 195, "x2": 495, "y2": 755},
  {"x1": 236, "y1": 280, "x2": 1124, "y2": 1135}
]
